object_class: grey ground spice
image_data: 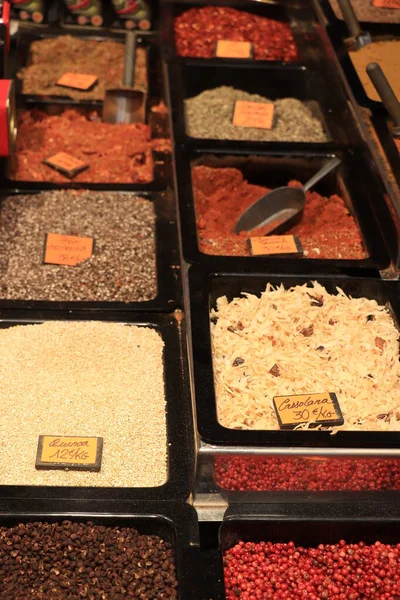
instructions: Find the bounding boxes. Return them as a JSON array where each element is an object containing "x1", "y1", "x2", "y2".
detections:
[
  {"x1": 0, "y1": 322, "x2": 167, "y2": 487},
  {"x1": 0, "y1": 520, "x2": 178, "y2": 599},
  {"x1": 184, "y1": 86, "x2": 329, "y2": 142},
  {"x1": 18, "y1": 35, "x2": 148, "y2": 99},
  {"x1": 0, "y1": 190, "x2": 157, "y2": 302}
]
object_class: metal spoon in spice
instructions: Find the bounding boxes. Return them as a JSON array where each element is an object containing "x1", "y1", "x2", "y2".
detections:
[
  {"x1": 235, "y1": 157, "x2": 341, "y2": 235},
  {"x1": 337, "y1": 0, "x2": 371, "y2": 49},
  {"x1": 367, "y1": 62, "x2": 400, "y2": 140},
  {"x1": 103, "y1": 32, "x2": 145, "y2": 124}
]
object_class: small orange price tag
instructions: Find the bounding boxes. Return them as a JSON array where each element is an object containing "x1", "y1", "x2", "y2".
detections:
[
  {"x1": 394, "y1": 138, "x2": 400, "y2": 153},
  {"x1": 44, "y1": 233, "x2": 94, "y2": 266},
  {"x1": 43, "y1": 152, "x2": 89, "y2": 179},
  {"x1": 372, "y1": 0, "x2": 400, "y2": 7},
  {"x1": 57, "y1": 72, "x2": 98, "y2": 90},
  {"x1": 215, "y1": 40, "x2": 253, "y2": 59},
  {"x1": 249, "y1": 235, "x2": 303, "y2": 256},
  {"x1": 233, "y1": 100, "x2": 275, "y2": 129},
  {"x1": 36, "y1": 436, "x2": 103, "y2": 471},
  {"x1": 273, "y1": 392, "x2": 344, "y2": 430}
]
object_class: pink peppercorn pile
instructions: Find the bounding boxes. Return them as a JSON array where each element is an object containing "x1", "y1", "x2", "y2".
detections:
[
  {"x1": 224, "y1": 539, "x2": 400, "y2": 599},
  {"x1": 174, "y1": 6, "x2": 299, "y2": 62},
  {"x1": 215, "y1": 457, "x2": 400, "y2": 492}
]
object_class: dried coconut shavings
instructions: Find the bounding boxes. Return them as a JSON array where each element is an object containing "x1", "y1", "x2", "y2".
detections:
[{"x1": 211, "y1": 282, "x2": 400, "y2": 432}]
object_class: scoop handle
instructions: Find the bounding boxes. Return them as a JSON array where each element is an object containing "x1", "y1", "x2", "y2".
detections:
[
  {"x1": 367, "y1": 62, "x2": 400, "y2": 127},
  {"x1": 336, "y1": 0, "x2": 362, "y2": 38},
  {"x1": 123, "y1": 31, "x2": 136, "y2": 88},
  {"x1": 302, "y1": 157, "x2": 341, "y2": 193}
]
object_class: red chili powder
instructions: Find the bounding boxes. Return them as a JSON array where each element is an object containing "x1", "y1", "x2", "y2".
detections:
[
  {"x1": 10, "y1": 109, "x2": 158, "y2": 184},
  {"x1": 174, "y1": 6, "x2": 299, "y2": 62},
  {"x1": 192, "y1": 166, "x2": 366, "y2": 259}
]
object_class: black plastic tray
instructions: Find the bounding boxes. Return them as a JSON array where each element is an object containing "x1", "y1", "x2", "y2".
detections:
[
  {"x1": 0, "y1": 187, "x2": 180, "y2": 312},
  {"x1": 12, "y1": 27, "x2": 161, "y2": 110},
  {"x1": 3, "y1": 98, "x2": 169, "y2": 191},
  {"x1": 189, "y1": 267, "x2": 400, "y2": 447},
  {"x1": 175, "y1": 147, "x2": 390, "y2": 273},
  {"x1": 201, "y1": 502, "x2": 400, "y2": 600},
  {"x1": 195, "y1": 453, "x2": 400, "y2": 505},
  {"x1": 370, "y1": 112, "x2": 400, "y2": 189},
  {"x1": 0, "y1": 311, "x2": 194, "y2": 501},
  {"x1": 168, "y1": 60, "x2": 349, "y2": 150},
  {"x1": 160, "y1": 0, "x2": 317, "y2": 65},
  {"x1": 0, "y1": 499, "x2": 200, "y2": 600},
  {"x1": 321, "y1": 3, "x2": 400, "y2": 111}
]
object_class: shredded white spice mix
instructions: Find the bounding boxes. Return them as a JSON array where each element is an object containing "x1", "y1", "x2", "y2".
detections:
[{"x1": 211, "y1": 282, "x2": 400, "y2": 431}]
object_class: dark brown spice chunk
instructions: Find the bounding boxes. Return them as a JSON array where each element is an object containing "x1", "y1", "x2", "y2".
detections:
[
  {"x1": 307, "y1": 292, "x2": 324, "y2": 307},
  {"x1": 233, "y1": 357, "x2": 245, "y2": 367},
  {"x1": 269, "y1": 364, "x2": 280, "y2": 377},
  {"x1": 375, "y1": 336, "x2": 386, "y2": 351},
  {"x1": 300, "y1": 325, "x2": 314, "y2": 337}
]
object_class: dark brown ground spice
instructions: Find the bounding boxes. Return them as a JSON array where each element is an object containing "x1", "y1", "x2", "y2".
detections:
[
  {"x1": 174, "y1": 6, "x2": 299, "y2": 62},
  {"x1": 9, "y1": 109, "x2": 156, "y2": 184},
  {"x1": 0, "y1": 520, "x2": 178, "y2": 599},
  {"x1": 18, "y1": 35, "x2": 148, "y2": 99},
  {"x1": 192, "y1": 166, "x2": 366, "y2": 259}
]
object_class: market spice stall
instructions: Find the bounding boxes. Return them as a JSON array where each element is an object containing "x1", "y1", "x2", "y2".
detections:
[{"x1": 0, "y1": 0, "x2": 399, "y2": 597}]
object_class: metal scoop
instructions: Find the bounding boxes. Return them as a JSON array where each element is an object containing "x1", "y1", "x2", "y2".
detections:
[
  {"x1": 235, "y1": 157, "x2": 341, "y2": 235},
  {"x1": 337, "y1": 0, "x2": 371, "y2": 50},
  {"x1": 367, "y1": 62, "x2": 400, "y2": 138},
  {"x1": 103, "y1": 31, "x2": 145, "y2": 124}
]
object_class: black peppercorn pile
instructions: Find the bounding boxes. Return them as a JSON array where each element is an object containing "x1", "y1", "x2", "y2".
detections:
[{"x1": 0, "y1": 520, "x2": 178, "y2": 599}]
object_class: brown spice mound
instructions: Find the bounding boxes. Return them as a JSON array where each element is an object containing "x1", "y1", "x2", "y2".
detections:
[
  {"x1": 18, "y1": 35, "x2": 148, "y2": 99},
  {"x1": 0, "y1": 521, "x2": 178, "y2": 598},
  {"x1": 192, "y1": 166, "x2": 365, "y2": 259},
  {"x1": 10, "y1": 109, "x2": 154, "y2": 184},
  {"x1": 174, "y1": 6, "x2": 299, "y2": 62}
]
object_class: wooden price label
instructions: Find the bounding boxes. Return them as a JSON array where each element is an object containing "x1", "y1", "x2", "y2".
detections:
[
  {"x1": 249, "y1": 235, "x2": 303, "y2": 256},
  {"x1": 233, "y1": 100, "x2": 275, "y2": 129},
  {"x1": 57, "y1": 73, "x2": 98, "y2": 90},
  {"x1": 372, "y1": 0, "x2": 400, "y2": 7},
  {"x1": 44, "y1": 233, "x2": 94, "y2": 266},
  {"x1": 43, "y1": 152, "x2": 89, "y2": 179},
  {"x1": 215, "y1": 40, "x2": 253, "y2": 59},
  {"x1": 36, "y1": 436, "x2": 103, "y2": 471},
  {"x1": 273, "y1": 392, "x2": 344, "y2": 430}
]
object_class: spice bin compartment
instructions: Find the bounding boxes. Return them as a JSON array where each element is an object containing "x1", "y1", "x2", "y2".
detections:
[
  {"x1": 0, "y1": 311, "x2": 193, "y2": 501},
  {"x1": 5, "y1": 99, "x2": 170, "y2": 189},
  {"x1": 202, "y1": 502, "x2": 400, "y2": 600},
  {"x1": 161, "y1": 0, "x2": 311, "y2": 64},
  {"x1": 175, "y1": 148, "x2": 389, "y2": 272},
  {"x1": 370, "y1": 112, "x2": 400, "y2": 189},
  {"x1": 0, "y1": 500, "x2": 200, "y2": 600},
  {"x1": 12, "y1": 27, "x2": 161, "y2": 109},
  {"x1": 322, "y1": 0, "x2": 400, "y2": 25},
  {"x1": 195, "y1": 453, "x2": 400, "y2": 502},
  {"x1": 189, "y1": 267, "x2": 400, "y2": 447},
  {"x1": 0, "y1": 188, "x2": 179, "y2": 312},
  {"x1": 168, "y1": 61, "x2": 347, "y2": 148},
  {"x1": 322, "y1": 6, "x2": 400, "y2": 111}
]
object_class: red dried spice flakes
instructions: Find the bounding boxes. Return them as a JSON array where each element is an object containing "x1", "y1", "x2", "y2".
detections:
[
  {"x1": 215, "y1": 456, "x2": 400, "y2": 492},
  {"x1": 10, "y1": 109, "x2": 155, "y2": 184},
  {"x1": 174, "y1": 6, "x2": 299, "y2": 62},
  {"x1": 192, "y1": 166, "x2": 366, "y2": 259},
  {"x1": 224, "y1": 539, "x2": 400, "y2": 600}
]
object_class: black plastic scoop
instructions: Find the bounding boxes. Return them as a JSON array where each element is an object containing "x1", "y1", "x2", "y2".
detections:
[
  {"x1": 337, "y1": 0, "x2": 371, "y2": 49},
  {"x1": 103, "y1": 32, "x2": 145, "y2": 124},
  {"x1": 367, "y1": 62, "x2": 400, "y2": 139},
  {"x1": 235, "y1": 157, "x2": 341, "y2": 235}
]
